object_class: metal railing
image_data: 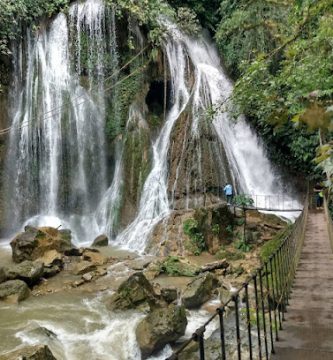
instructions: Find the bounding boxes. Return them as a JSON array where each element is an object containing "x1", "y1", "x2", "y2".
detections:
[
  {"x1": 324, "y1": 196, "x2": 333, "y2": 251},
  {"x1": 243, "y1": 194, "x2": 302, "y2": 212},
  {"x1": 166, "y1": 195, "x2": 308, "y2": 360}
]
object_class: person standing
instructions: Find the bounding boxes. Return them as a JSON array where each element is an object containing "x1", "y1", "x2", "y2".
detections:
[{"x1": 223, "y1": 183, "x2": 233, "y2": 205}]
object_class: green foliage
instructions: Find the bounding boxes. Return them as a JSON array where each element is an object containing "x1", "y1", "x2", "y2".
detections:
[
  {"x1": 233, "y1": 194, "x2": 254, "y2": 207},
  {"x1": 211, "y1": 223, "x2": 220, "y2": 236},
  {"x1": 176, "y1": 7, "x2": 200, "y2": 34},
  {"x1": 234, "y1": 237, "x2": 252, "y2": 252},
  {"x1": 168, "y1": 0, "x2": 220, "y2": 31},
  {"x1": 110, "y1": 0, "x2": 174, "y2": 45},
  {"x1": 183, "y1": 218, "x2": 206, "y2": 255},
  {"x1": 214, "y1": 0, "x2": 333, "y2": 179},
  {"x1": 0, "y1": 0, "x2": 69, "y2": 55},
  {"x1": 159, "y1": 256, "x2": 196, "y2": 276}
]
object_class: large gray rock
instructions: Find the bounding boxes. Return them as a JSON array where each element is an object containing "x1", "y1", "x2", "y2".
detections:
[
  {"x1": 0, "y1": 344, "x2": 56, "y2": 360},
  {"x1": 182, "y1": 272, "x2": 217, "y2": 309},
  {"x1": 10, "y1": 226, "x2": 72, "y2": 263},
  {"x1": 5, "y1": 260, "x2": 44, "y2": 286},
  {"x1": 136, "y1": 304, "x2": 187, "y2": 359},
  {"x1": 0, "y1": 280, "x2": 30, "y2": 303},
  {"x1": 92, "y1": 234, "x2": 108, "y2": 247},
  {"x1": 107, "y1": 272, "x2": 159, "y2": 311}
]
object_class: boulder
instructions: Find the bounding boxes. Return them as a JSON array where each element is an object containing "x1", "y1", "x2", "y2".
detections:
[
  {"x1": 0, "y1": 280, "x2": 30, "y2": 303},
  {"x1": 92, "y1": 234, "x2": 108, "y2": 247},
  {"x1": 73, "y1": 261, "x2": 97, "y2": 276},
  {"x1": 182, "y1": 272, "x2": 217, "y2": 309},
  {"x1": 107, "y1": 272, "x2": 159, "y2": 311},
  {"x1": 161, "y1": 287, "x2": 178, "y2": 303},
  {"x1": 5, "y1": 261, "x2": 44, "y2": 286},
  {"x1": 0, "y1": 345, "x2": 56, "y2": 360},
  {"x1": 10, "y1": 226, "x2": 72, "y2": 263},
  {"x1": 136, "y1": 304, "x2": 187, "y2": 359},
  {"x1": 0, "y1": 267, "x2": 6, "y2": 284}
]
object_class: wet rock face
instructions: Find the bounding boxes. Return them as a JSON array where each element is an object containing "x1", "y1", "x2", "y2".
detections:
[
  {"x1": 182, "y1": 272, "x2": 217, "y2": 309},
  {"x1": 106, "y1": 272, "x2": 159, "y2": 311},
  {"x1": 136, "y1": 304, "x2": 187, "y2": 359},
  {"x1": 0, "y1": 344, "x2": 57, "y2": 360},
  {"x1": 5, "y1": 260, "x2": 44, "y2": 286},
  {"x1": 148, "y1": 204, "x2": 235, "y2": 256},
  {"x1": 167, "y1": 110, "x2": 232, "y2": 209},
  {"x1": 92, "y1": 234, "x2": 109, "y2": 247},
  {"x1": 0, "y1": 279, "x2": 30, "y2": 303},
  {"x1": 10, "y1": 226, "x2": 72, "y2": 263}
]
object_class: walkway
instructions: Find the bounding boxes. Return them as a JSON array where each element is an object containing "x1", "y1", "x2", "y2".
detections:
[{"x1": 272, "y1": 210, "x2": 333, "y2": 360}]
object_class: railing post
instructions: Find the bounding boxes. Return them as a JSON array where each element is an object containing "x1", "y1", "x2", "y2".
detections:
[
  {"x1": 265, "y1": 262, "x2": 275, "y2": 353},
  {"x1": 244, "y1": 283, "x2": 253, "y2": 360},
  {"x1": 233, "y1": 294, "x2": 242, "y2": 360},
  {"x1": 253, "y1": 274, "x2": 262, "y2": 360},
  {"x1": 269, "y1": 256, "x2": 279, "y2": 341},
  {"x1": 259, "y1": 268, "x2": 269, "y2": 360},
  {"x1": 218, "y1": 307, "x2": 226, "y2": 360},
  {"x1": 195, "y1": 327, "x2": 206, "y2": 360}
]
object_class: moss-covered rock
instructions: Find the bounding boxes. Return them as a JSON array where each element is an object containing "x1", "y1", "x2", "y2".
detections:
[
  {"x1": 0, "y1": 280, "x2": 30, "y2": 303},
  {"x1": 136, "y1": 304, "x2": 187, "y2": 359},
  {"x1": 182, "y1": 272, "x2": 218, "y2": 309},
  {"x1": 106, "y1": 272, "x2": 159, "y2": 311},
  {"x1": 5, "y1": 260, "x2": 44, "y2": 286},
  {"x1": 10, "y1": 226, "x2": 73, "y2": 263}
]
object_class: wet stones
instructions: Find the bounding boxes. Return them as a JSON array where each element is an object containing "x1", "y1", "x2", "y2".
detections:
[
  {"x1": 10, "y1": 226, "x2": 73, "y2": 263},
  {"x1": 92, "y1": 234, "x2": 109, "y2": 247},
  {"x1": 0, "y1": 344, "x2": 57, "y2": 360},
  {"x1": 182, "y1": 272, "x2": 218, "y2": 309},
  {"x1": 136, "y1": 304, "x2": 187, "y2": 359},
  {"x1": 73, "y1": 261, "x2": 97, "y2": 275},
  {"x1": 107, "y1": 272, "x2": 159, "y2": 311},
  {"x1": 0, "y1": 280, "x2": 30, "y2": 303},
  {"x1": 5, "y1": 260, "x2": 44, "y2": 286}
]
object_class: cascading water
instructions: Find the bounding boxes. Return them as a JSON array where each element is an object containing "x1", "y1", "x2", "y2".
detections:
[
  {"x1": 115, "y1": 20, "x2": 298, "y2": 253},
  {"x1": 6, "y1": 0, "x2": 117, "y2": 243}
]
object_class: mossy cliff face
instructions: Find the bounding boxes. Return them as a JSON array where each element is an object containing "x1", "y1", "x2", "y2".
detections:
[{"x1": 118, "y1": 102, "x2": 152, "y2": 230}]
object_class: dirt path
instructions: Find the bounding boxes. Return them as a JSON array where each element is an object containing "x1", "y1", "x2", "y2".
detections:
[{"x1": 272, "y1": 210, "x2": 333, "y2": 360}]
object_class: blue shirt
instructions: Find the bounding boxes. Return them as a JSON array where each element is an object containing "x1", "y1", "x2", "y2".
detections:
[{"x1": 224, "y1": 184, "x2": 233, "y2": 196}]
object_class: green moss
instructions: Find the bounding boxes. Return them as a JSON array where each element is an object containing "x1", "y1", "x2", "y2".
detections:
[
  {"x1": 260, "y1": 225, "x2": 292, "y2": 263},
  {"x1": 215, "y1": 248, "x2": 245, "y2": 261},
  {"x1": 159, "y1": 256, "x2": 196, "y2": 277},
  {"x1": 183, "y1": 218, "x2": 206, "y2": 256}
]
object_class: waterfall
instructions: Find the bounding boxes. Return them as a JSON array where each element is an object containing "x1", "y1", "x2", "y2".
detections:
[
  {"x1": 115, "y1": 21, "x2": 298, "y2": 253},
  {"x1": 5, "y1": 3, "x2": 297, "y2": 248},
  {"x1": 6, "y1": 0, "x2": 117, "y2": 243}
]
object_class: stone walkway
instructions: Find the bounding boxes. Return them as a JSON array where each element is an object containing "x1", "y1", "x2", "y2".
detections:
[{"x1": 272, "y1": 210, "x2": 333, "y2": 360}]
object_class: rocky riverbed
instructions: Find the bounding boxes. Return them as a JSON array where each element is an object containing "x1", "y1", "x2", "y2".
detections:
[{"x1": 0, "y1": 208, "x2": 288, "y2": 360}]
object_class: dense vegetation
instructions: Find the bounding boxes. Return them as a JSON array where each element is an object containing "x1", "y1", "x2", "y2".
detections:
[
  {"x1": 215, "y1": 0, "x2": 333, "y2": 183},
  {"x1": 0, "y1": 0, "x2": 332, "y2": 188}
]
